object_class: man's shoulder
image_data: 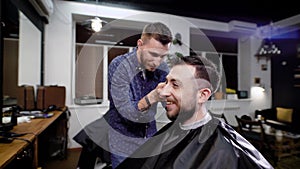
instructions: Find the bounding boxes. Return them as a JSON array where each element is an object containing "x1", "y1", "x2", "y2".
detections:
[
  {"x1": 109, "y1": 50, "x2": 136, "y2": 71},
  {"x1": 110, "y1": 51, "x2": 132, "y2": 65}
]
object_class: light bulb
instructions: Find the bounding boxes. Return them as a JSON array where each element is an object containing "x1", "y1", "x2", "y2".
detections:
[{"x1": 91, "y1": 17, "x2": 102, "y2": 32}]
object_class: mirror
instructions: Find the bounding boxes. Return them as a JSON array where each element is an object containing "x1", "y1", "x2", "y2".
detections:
[
  {"x1": 18, "y1": 12, "x2": 41, "y2": 87},
  {"x1": 2, "y1": 0, "x2": 42, "y2": 108}
]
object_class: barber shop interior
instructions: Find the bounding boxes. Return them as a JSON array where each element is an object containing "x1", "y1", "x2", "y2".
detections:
[{"x1": 1, "y1": 0, "x2": 300, "y2": 169}]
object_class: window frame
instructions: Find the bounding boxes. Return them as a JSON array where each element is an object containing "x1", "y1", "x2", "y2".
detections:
[
  {"x1": 72, "y1": 43, "x2": 133, "y2": 106},
  {"x1": 195, "y1": 51, "x2": 238, "y2": 98}
]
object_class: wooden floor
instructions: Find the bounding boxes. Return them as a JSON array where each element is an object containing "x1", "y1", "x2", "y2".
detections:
[
  {"x1": 43, "y1": 148, "x2": 81, "y2": 169},
  {"x1": 274, "y1": 156, "x2": 300, "y2": 169},
  {"x1": 43, "y1": 148, "x2": 300, "y2": 169}
]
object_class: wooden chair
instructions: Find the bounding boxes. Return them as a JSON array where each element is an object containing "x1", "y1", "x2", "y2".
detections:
[{"x1": 235, "y1": 115, "x2": 270, "y2": 151}]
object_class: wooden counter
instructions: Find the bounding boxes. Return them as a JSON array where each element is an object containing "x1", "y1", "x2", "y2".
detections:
[{"x1": 0, "y1": 110, "x2": 66, "y2": 169}]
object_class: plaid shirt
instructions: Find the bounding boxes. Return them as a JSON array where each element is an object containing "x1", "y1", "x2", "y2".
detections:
[{"x1": 107, "y1": 47, "x2": 169, "y2": 156}]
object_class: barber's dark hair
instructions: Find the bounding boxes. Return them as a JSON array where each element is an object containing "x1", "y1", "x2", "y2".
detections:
[
  {"x1": 170, "y1": 55, "x2": 221, "y2": 93},
  {"x1": 141, "y1": 22, "x2": 172, "y2": 45}
]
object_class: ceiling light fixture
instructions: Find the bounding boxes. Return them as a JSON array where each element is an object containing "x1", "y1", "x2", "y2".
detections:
[
  {"x1": 256, "y1": 39, "x2": 281, "y2": 56},
  {"x1": 81, "y1": 17, "x2": 107, "y2": 32},
  {"x1": 91, "y1": 17, "x2": 105, "y2": 32}
]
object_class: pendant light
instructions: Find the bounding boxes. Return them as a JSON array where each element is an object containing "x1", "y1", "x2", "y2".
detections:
[
  {"x1": 256, "y1": 38, "x2": 281, "y2": 56},
  {"x1": 90, "y1": 17, "x2": 106, "y2": 32},
  {"x1": 255, "y1": 22, "x2": 281, "y2": 60},
  {"x1": 81, "y1": 17, "x2": 107, "y2": 32}
]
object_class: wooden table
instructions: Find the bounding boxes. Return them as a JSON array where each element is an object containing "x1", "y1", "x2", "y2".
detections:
[{"x1": 0, "y1": 109, "x2": 66, "y2": 169}]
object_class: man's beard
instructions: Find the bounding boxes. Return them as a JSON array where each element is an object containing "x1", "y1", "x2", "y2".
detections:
[
  {"x1": 168, "y1": 107, "x2": 195, "y2": 123},
  {"x1": 140, "y1": 51, "x2": 146, "y2": 69}
]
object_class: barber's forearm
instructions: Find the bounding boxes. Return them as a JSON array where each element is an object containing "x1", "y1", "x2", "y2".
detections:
[
  {"x1": 138, "y1": 82, "x2": 166, "y2": 111},
  {"x1": 116, "y1": 99, "x2": 151, "y2": 121},
  {"x1": 138, "y1": 94, "x2": 151, "y2": 111},
  {"x1": 138, "y1": 90, "x2": 159, "y2": 112}
]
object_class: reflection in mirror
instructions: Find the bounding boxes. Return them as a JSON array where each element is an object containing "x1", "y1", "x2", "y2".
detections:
[
  {"x1": 3, "y1": 11, "x2": 41, "y2": 107},
  {"x1": 18, "y1": 12, "x2": 41, "y2": 87}
]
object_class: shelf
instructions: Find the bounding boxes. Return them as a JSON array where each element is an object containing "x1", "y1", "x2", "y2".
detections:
[
  {"x1": 255, "y1": 55, "x2": 272, "y2": 62},
  {"x1": 209, "y1": 106, "x2": 240, "y2": 111},
  {"x1": 208, "y1": 99, "x2": 252, "y2": 102},
  {"x1": 294, "y1": 74, "x2": 300, "y2": 79}
]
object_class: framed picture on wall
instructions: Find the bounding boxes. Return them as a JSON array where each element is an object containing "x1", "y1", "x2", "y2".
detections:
[{"x1": 261, "y1": 64, "x2": 268, "y2": 71}]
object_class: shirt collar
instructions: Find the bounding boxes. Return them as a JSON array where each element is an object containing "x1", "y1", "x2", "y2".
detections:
[
  {"x1": 131, "y1": 47, "x2": 143, "y2": 72},
  {"x1": 180, "y1": 112, "x2": 212, "y2": 130}
]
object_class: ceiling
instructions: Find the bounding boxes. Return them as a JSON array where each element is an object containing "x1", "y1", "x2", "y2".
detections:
[
  {"x1": 5, "y1": 0, "x2": 299, "y2": 53},
  {"x1": 68, "y1": 0, "x2": 300, "y2": 26},
  {"x1": 71, "y1": 0, "x2": 300, "y2": 53}
]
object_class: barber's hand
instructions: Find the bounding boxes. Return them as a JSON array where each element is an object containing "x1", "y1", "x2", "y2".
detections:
[{"x1": 147, "y1": 82, "x2": 166, "y2": 104}]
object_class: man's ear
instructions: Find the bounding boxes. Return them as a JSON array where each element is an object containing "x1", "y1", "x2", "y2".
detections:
[
  {"x1": 137, "y1": 39, "x2": 143, "y2": 47},
  {"x1": 198, "y1": 88, "x2": 212, "y2": 103}
]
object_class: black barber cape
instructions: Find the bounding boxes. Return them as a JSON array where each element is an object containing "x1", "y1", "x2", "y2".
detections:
[
  {"x1": 73, "y1": 113, "x2": 111, "y2": 164},
  {"x1": 116, "y1": 118, "x2": 273, "y2": 169}
]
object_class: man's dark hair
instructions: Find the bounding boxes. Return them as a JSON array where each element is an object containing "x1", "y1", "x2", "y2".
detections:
[
  {"x1": 171, "y1": 55, "x2": 221, "y2": 93},
  {"x1": 141, "y1": 22, "x2": 172, "y2": 45}
]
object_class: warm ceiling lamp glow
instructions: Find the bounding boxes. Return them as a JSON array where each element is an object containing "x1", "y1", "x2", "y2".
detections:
[{"x1": 91, "y1": 17, "x2": 103, "y2": 32}]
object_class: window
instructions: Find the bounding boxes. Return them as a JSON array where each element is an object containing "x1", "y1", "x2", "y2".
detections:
[
  {"x1": 74, "y1": 44, "x2": 131, "y2": 105},
  {"x1": 195, "y1": 51, "x2": 238, "y2": 98},
  {"x1": 75, "y1": 44, "x2": 104, "y2": 100}
]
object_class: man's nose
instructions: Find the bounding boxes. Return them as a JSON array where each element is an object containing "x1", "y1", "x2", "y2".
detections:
[
  {"x1": 160, "y1": 84, "x2": 170, "y2": 97},
  {"x1": 153, "y1": 57, "x2": 163, "y2": 67}
]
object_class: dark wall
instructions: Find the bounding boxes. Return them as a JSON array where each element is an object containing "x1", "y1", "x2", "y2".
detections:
[
  {"x1": 10, "y1": 0, "x2": 45, "y2": 30},
  {"x1": 271, "y1": 30, "x2": 300, "y2": 109}
]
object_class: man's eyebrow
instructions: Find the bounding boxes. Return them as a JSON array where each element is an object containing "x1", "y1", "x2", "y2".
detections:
[
  {"x1": 167, "y1": 76, "x2": 182, "y2": 85},
  {"x1": 148, "y1": 51, "x2": 160, "y2": 57},
  {"x1": 149, "y1": 50, "x2": 168, "y2": 57}
]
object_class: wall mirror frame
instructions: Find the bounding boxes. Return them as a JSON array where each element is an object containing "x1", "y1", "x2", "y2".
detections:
[{"x1": 1, "y1": 0, "x2": 46, "y2": 112}]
